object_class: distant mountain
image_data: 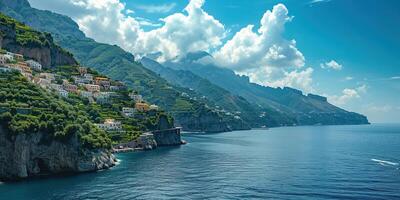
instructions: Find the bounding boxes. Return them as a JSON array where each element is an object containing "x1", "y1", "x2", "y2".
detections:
[
  {"x1": 141, "y1": 57, "x2": 264, "y2": 128},
  {"x1": 162, "y1": 51, "x2": 369, "y2": 126},
  {"x1": 0, "y1": 0, "x2": 239, "y2": 132}
]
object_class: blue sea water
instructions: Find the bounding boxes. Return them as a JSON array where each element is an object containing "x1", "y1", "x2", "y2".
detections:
[{"x1": 1, "y1": 124, "x2": 400, "y2": 200}]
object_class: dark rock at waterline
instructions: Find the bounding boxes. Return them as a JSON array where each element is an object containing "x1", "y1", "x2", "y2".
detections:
[{"x1": 0, "y1": 126, "x2": 115, "y2": 181}]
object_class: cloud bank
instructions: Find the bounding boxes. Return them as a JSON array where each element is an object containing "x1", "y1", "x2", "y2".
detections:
[{"x1": 29, "y1": 0, "x2": 313, "y2": 92}]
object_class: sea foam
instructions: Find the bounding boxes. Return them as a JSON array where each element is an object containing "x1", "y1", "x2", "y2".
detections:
[{"x1": 371, "y1": 158, "x2": 399, "y2": 166}]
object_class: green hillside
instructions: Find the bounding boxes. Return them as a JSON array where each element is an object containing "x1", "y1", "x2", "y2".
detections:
[{"x1": 0, "y1": 71, "x2": 111, "y2": 149}]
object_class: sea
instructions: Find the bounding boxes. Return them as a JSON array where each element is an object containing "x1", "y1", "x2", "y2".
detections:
[{"x1": 1, "y1": 124, "x2": 399, "y2": 199}]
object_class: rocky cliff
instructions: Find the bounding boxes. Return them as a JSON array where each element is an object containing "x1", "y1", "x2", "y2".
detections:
[
  {"x1": 0, "y1": 13, "x2": 77, "y2": 67},
  {"x1": 152, "y1": 128, "x2": 184, "y2": 146},
  {"x1": 174, "y1": 112, "x2": 231, "y2": 133},
  {"x1": 0, "y1": 126, "x2": 116, "y2": 181}
]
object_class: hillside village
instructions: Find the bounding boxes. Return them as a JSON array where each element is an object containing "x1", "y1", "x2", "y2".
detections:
[{"x1": 0, "y1": 49, "x2": 162, "y2": 135}]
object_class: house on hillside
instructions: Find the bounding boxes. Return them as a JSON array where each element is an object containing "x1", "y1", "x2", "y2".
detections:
[
  {"x1": 26, "y1": 60, "x2": 42, "y2": 71},
  {"x1": 9, "y1": 62, "x2": 32, "y2": 74},
  {"x1": 149, "y1": 104, "x2": 159, "y2": 110},
  {"x1": 84, "y1": 84, "x2": 100, "y2": 92},
  {"x1": 96, "y1": 95, "x2": 111, "y2": 105},
  {"x1": 13, "y1": 53, "x2": 23, "y2": 61},
  {"x1": 94, "y1": 77, "x2": 108, "y2": 85},
  {"x1": 135, "y1": 102, "x2": 150, "y2": 112},
  {"x1": 129, "y1": 93, "x2": 143, "y2": 102},
  {"x1": 40, "y1": 73, "x2": 55, "y2": 81},
  {"x1": 0, "y1": 54, "x2": 14, "y2": 64},
  {"x1": 80, "y1": 91, "x2": 93, "y2": 98},
  {"x1": 83, "y1": 74, "x2": 93, "y2": 82},
  {"x1": 122, "y1": 107, "x2": 135, "y2": 117},
  {"x1": 63, "y1": 82, "x2": 78, "y2": 93},
  {"x1": 58, "y1": 89, "x2": 69, "y2": 98},
  {"x1": 6, "y1": 52, "x2": 23, "y2": 61},
  {"x1": 95, "y1": 119, "x2": 122, "y2": 131}
]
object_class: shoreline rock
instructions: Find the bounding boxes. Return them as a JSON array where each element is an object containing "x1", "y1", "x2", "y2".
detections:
[
  {"x1": 0, "y1": 127, "x2": 116, "y2": 181},
  {"x1": 113, "y1": 127, "x2": 184, "y2": 153}
]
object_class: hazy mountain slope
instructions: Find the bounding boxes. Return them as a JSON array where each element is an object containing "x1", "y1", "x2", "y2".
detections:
[
  {"x1": 163, "y1": 52, "x2": 369, "y2": 126},
  {"x1": 141, "y1": 57, "x2": 268, "y2": 127}
]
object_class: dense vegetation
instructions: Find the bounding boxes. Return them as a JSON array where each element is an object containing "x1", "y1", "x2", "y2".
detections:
[
  {"x1": 0, "y1": 71, "x2": 111, "y2": 149},
  {"x1": 0, "y1": 13, "x2": 50, "y2": 47},
  {"x1": 46, "y1": 65, "x2": 174, "y2": 143}
]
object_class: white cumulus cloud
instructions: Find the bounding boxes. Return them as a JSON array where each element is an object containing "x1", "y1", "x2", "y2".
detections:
[
  {"x1": 214, "y1": 4, "x2": 304, "y2": 71},
  {"x1": 328, "y1": 84, "x2": 367, "y2": 106},
  {"x1": 212, "y1": 3, "x2": 309, "y2": 91},
  {"x1": 320, "y1": 60, "x2": 342, "y2": 70}
]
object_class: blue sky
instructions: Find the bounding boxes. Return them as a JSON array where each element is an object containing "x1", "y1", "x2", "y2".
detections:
[{"x1": 29, "y1": 0, "x2": 400, "y2": 123}]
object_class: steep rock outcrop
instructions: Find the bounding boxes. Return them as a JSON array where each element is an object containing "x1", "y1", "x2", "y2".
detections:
[
  {"x1": 0, "y1": 127, "x2": 116, "y2": 181},
  {"x1": 174, "y1": 112, "x2": 231, "y2": 133},
  {"x1": 136, "y1": 133, "x2": 157, "y2": 150},
  {"x1": 153, "y1": 128, "x2": 184, "y2": 146},
  {"x1": 0, "y1": 13, "x2": 77, "y2": 67}
]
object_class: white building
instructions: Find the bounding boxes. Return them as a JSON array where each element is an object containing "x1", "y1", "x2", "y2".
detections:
[
  {"x1": 129, "y1": 93, "x2": 143, "y2": 102},
  {"x1": 6, "y1": 52, "x2": 23, "y2": 61},
  {"x1": 84, "y1": 73, "x2": 93, "y2": 81},
  {"x1": 149, "y1": 104, "x2": 159, "y2": 110},
  {"x1": 110, "y1": 86, "x2": 121, "y2": 91},
  {"x1": 50, "y1": 83, "x2": 63, "y2": 91},
  {"x1": 0, "y1": 54, "x2": 14, "y2": 64},
  {"x1": 59, "y1": 89, "x2": 69, "y2": 98},
  {"x1": 96, "y1": 119, "x2": 122, "y2": 131},
  {"x1": 80, "y1": 91, "x2": 93, "y2": 98},
  {"x1": 122, "y1": 107, "x2": 135, "y2": 117},
  {"x1": 26, "y1": 60, "x2": 42, "y2": 71}
]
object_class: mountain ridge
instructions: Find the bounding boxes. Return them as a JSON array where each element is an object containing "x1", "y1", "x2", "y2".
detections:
[{"x1": 162, "y1": 51, "x2": 369, "y2": 126}]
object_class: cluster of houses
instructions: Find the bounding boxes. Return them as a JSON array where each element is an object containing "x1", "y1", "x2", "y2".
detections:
[
  {"x1": 0, "y1": 50, "x2": 161, "y2": 132},
  {"x1": 0, "y1": 51, "x2": 42, "y2": 80}
]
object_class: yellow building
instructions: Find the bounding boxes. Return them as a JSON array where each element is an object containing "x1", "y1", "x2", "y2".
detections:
[
  {"x1": 135, "y1": 103, "x2": 150, "y2": 112},
  {"x1": 94, "y1": 77, "x2": 109, "y2": 85}
]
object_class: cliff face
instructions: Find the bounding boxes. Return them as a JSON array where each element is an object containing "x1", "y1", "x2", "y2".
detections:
[
  {"x1": 0, "y1": 13, "x2": 77, "y2": 67},
  {"x1": 174, "y1": 112, "x2": 231, "y2": 133},
  {"x1": 152, "y1": 128, "x2": 183, "y2": 146},
  {"x1": 0, "y1": 127, "x2": 116, "y2": 181}
]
